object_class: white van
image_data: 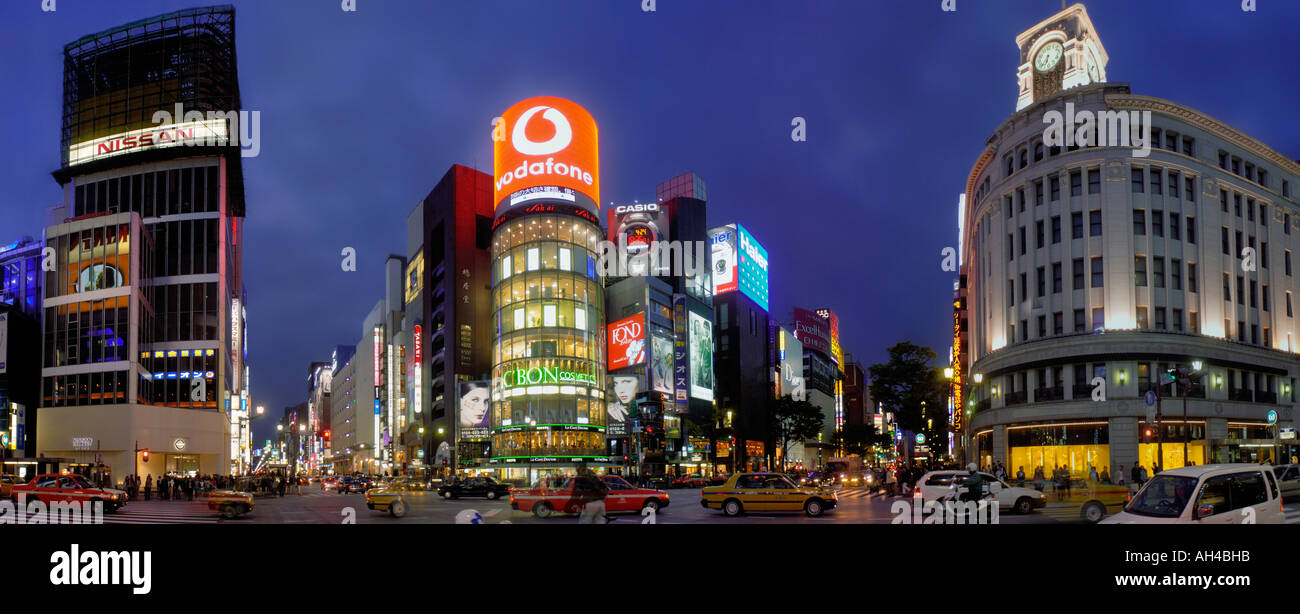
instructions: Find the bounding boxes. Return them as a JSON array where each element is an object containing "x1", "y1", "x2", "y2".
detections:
[{"x1": 1100, "y1": 464, "x2": 1285, "y2": 524}]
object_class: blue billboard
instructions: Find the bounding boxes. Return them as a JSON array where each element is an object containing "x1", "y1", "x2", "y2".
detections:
[{"x1": 736, "y1": 225, "x2": 769, "y2": 311}]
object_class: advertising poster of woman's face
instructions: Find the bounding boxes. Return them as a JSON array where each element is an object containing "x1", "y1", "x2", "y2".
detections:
[
  {"x1": 605, "y1": 374, "x2": 640, "y2": 423},
  {"x1": 458, "y1": 381, "x2": 490, "y2": 428}
]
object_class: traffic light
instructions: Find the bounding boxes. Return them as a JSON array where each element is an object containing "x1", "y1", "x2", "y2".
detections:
[{"x1": 142, "y1": 450, "x2": 150, "y2": 462}]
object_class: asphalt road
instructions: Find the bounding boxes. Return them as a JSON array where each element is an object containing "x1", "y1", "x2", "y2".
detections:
[{"x1": 51, "y1": 486, "x2": 1300, "y2": 524}]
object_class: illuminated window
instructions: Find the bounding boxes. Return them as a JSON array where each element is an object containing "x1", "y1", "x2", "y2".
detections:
[
  {"x1": 575, "y1": 307, "x2": 586, "y2": 331},
  {"x1": 543, "y1": 304, "x2": 557, "y2": 327},
  {"x1": 527, "y1": 247, "x2": 539, "y2": 271},
  {"x1": 559, "y1": 247, "x2": 571, "y2": 271},
  {"x1": 502, "y1": 255, "x2": 512, "y2": 280},
  {"x1": 513, "y1": 308, "x2": 524, "y2": 331}
]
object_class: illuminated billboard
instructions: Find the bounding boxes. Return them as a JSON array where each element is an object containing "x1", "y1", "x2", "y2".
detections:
[
  {"x1": 608, "y1": 203, "x2": 669, "y2": 276},
  {"x1": 709, "y1": 226, "x2": 738, "y2": 295},
  {"x1": 0, "y1": 312, "x2": 7, "y2": 374},
  {"x1": 815, "y1": 308, "x2": 843, "y2": 370},
  {"x1": 777, "y1": 327, "x2": 805, "y2": 401},
  {"x1": 709, "y1": 224, "x2": 768, "y2": 311},
  {"x1": 688, "y1": 311, "x2": 714, "y2": 401},
  {"x1": 493, "y1": 97, "x2": 599, "y2": 214},
  {"x1": 457, "y1": 380, "x2": 491, "y2": 441},
  {"x1": 67, "y1": 118, "x2": 230, "y2": 167},
  {"x1": 607, "y1": 312, "x2": 647, "y2": 371},
  {"x1": 793, "y1": 308, "x2": 831, "y2": 357},
  {"x1": 606, "y1": 373, "x2": 641, "y2": 424},
  {"x1": 736, "y1": 225, "x2": 769, "y2": 311},
  {"x1": 650, "y1": 331, "x2": 673, "y2": 395}
]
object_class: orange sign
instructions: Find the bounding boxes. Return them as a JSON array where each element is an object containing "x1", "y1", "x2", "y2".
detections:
[{"x1": 493, "y1": 97, "x2": 599, "y2": 212}]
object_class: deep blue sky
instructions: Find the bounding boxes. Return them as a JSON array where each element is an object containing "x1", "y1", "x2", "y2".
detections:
[{"x1": 3, "y1": 0, "x2": 1299, "y2": 445}]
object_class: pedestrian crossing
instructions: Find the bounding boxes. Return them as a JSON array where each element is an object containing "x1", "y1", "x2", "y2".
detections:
[
  {"x1": 102, "y1": 502, "x2": 219, "y2": 524},
  {"x1": 834, "y1": 487, "x2": 880, "y2": 500}
]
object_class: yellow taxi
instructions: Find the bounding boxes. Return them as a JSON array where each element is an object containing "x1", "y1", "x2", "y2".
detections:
[
  {"x1": 365, "y1": 478, "x2": 434, "y2": 517},
  {"x1": 701, "y1": 472, "x2": 838, "y2": 517},
  {"x1": 1055, "y1": 478, "x2": 1132, "y2": 523},
  {"x1": 0, "y1": 475, "x2": 21, "y2": 499}
]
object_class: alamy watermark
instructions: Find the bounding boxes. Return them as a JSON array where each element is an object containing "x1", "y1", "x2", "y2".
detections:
[
  {"x1": 0, "y1": 494, "x2": 104, "y2": 525},
  {"x1": 890, "y1": 497, "x2": 999, "y2": 524},
  {"x1": 596, "y1": 235, "x2": 709, "y2": 278},
  {"x1": 151, "y1": 103, "x2": 261, "y2": 158},
  {"x1": 1042, "y1": 102, "x2": 1152, "y2": 158}
]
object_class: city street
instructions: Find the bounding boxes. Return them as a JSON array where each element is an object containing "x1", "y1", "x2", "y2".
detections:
[{"x1": 66, "y1": 488, "x2": 1300, "y2": 525}]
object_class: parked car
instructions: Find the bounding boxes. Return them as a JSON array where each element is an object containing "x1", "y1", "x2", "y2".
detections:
[
  {"x1": 510, "y1": 475, "x2": 669, "y2": 518},
  {"x1": 11, "y1": 473, "x2": 127, "y2": 512},
  {"x1": 1272, "y1": 464, "x2": 1300, "y2": 503},
  {"x1": 438, "y1": 476, "x2": 511, "y2": 500},
  {"x1": 701, "y1": 472, "x2": 837, "y2": 517},
  {"x1": 913, "y1": 470, "x2": 1047, "y2": 514},
  {"x1": 1101, "y1": 464, "x2": 1286, "y2": 524},
  {"x1": 200, "y1": 489, "x2": 255, "y2": 519}
]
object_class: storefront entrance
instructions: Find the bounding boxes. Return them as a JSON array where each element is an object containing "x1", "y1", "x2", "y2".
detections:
[{"x1": 167, "y1": 454, "x2": 199, "y2": 475}]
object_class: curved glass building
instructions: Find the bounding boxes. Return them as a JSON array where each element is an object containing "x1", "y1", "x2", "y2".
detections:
[{"x1": 488, "y1": 97, "x2": 607, "y2": 481}]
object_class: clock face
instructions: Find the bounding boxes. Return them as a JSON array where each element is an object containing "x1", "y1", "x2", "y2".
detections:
[{"x1": 1034, "y1": 42, "x2": 1063, "y2": 72}]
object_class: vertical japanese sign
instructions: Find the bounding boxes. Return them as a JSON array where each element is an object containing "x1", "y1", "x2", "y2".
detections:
[{"x1": 673, "y1": 294, "x2": 689, "y2": 413}]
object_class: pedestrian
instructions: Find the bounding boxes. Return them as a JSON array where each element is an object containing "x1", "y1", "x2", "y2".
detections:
[
  {"x1": 1015, "y1": 466, "x2": 1025, "y2": 487},
  {"x1": 1100, "y1": 466, "x2": 1111, "y2": 484},
  {"x1": 144, "y1": 475, "x2": 153, "y2": 501},
  {"x1": 1089, "y1": 465, "x2": 1099, "y2": 483},
  {"x1": 1116, "y1": 465, "x2": 1126, "y2": 487},
  {"x1": 1138, "y1": 464, "x2": 1149, "y2": 484},
  {"x1": 1130, "y1": 464, "x2": 1141, "y2": 486},
  {"x1": 885, "y1": 467, "x2": 898, "y2": 497}
]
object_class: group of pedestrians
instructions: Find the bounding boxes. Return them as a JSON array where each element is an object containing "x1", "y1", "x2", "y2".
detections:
[{"x1": 121, "y1": 473, "x2": 239, "y2": 501}]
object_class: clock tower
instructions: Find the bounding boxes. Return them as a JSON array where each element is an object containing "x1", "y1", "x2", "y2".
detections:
[{"x1": 1014, "y1": 3, "x2": 1108, "y2": 111}]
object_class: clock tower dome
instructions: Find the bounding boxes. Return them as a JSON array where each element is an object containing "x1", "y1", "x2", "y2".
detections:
[{"x1": 1014, "y1": 3, "x2": 1108, "y2": 111}]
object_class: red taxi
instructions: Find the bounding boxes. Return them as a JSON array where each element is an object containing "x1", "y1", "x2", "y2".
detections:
[
  {"x1": 11, "y1": 474, "x2": 127, "y2": 512},
  {"x1": 510, "y1": 475, "x2": 670, "y2": 518}
]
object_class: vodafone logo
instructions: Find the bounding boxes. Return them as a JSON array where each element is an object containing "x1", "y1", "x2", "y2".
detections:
[
  {"x1": 611, "y1": 321, "x2": 642, "y2": 344},
  {"x1": 512, "y1": 106, "x2": 573, "y2": 156},
  {"x1": 494, "y1": 97, "x2": 599, "y2": 209}
]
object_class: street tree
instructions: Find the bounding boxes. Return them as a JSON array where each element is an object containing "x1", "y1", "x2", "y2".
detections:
[
  {"x1": 770, "y1": 395, "x2": 825, "y2": 471},
  {"x1": 867, "y1": 341, "x2": 949, "y2": 452}
]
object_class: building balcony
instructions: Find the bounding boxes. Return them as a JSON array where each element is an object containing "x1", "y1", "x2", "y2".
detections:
[
  {"x1": 1229, "y1": 389, "x2": 1253, "y2": 403},
  {"x1": 1255, "y1": 390, "x2": 1278, "y2": 404},
  {"x1": 1072, "y1": 384, "x2": 1094, "y2": 398},
  {"x1": 1004, "y1": 391, "x2": 1028, "y2": 406},
  {"x1": 1033, "y1": 386, "x2": 1064, "y2": 402}
]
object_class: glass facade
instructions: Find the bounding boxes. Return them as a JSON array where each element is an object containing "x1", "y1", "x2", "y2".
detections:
[
  {"x1": 490, "y1": 214, "x2": 606, "y2": 462},
  {"x1": 1009, "y1": 423, "x2": 1110, "y2": 478}
]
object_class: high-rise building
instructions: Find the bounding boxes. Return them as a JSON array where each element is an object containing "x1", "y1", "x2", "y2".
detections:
[
  {"x1": 712, "y1": 223, "x2": 771, "y2": 472},
  {"x1": 489, "y1": 97, "x2": 608, "y2": 483},
  {"x1": 406, "y1": 165, "x2": 494, "y2": 475},
  {"x1": 37, "y1": 6, "x2": 249, "y2": 478},
  {"x1": 960, "y1": 3, "x2": 1300, "y2": 473}
]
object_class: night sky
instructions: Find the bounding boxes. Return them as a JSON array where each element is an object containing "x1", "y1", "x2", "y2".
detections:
[{"x1": 2, "y1": 0, "x2": 1298, "y2": 446}]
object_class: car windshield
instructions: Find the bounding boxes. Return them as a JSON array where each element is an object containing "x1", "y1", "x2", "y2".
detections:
[{"x1": 1125, "y1": 475, "x2": 1198, "y2": 517}]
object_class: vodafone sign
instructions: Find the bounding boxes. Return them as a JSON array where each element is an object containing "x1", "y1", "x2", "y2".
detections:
[
  {"x1": 607, "y1": 313, "x2": 647, "y2": 371},
  {"x1": 494, "y1": 97, "x2": 599, "y2": 213}
]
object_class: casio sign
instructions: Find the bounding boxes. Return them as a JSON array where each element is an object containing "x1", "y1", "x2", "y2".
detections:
[{"x1": 615, "y1": 203, "x2": 658, "y2": 214}]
